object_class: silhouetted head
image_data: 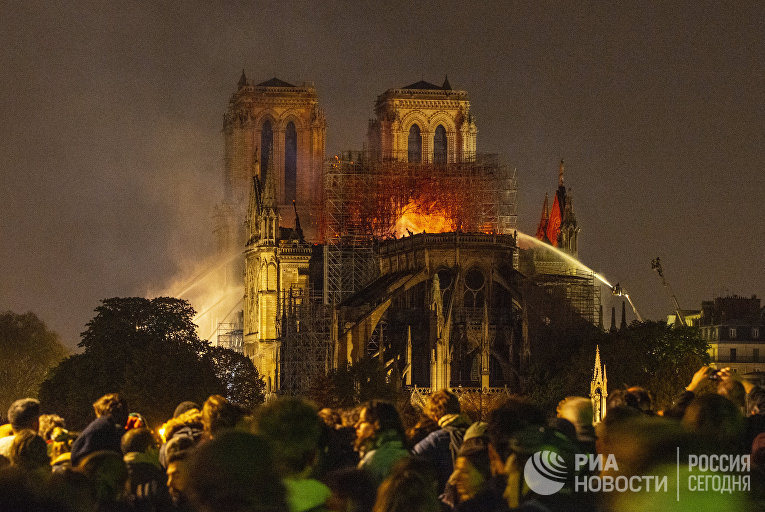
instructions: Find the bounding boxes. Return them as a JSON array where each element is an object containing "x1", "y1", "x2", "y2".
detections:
[
  {"x1": 93, "y1": 393, "x2": 128, "y2": 426},
  {"x1": 187, "y1": 431, "x2": 288, "y2": 512},
  {"x1": 359, "y1": 400, "x2": 405, "y2": 441},
  {"x1": 486, "y1": 397, "x2": 545, "y2": 464},
  {"x1": 426, "y1": 389, "x2": 461, "y2": 422},
  {"x1": 202, "y1": 395, "x2": 246, "y2": 438},
  {"x1": 121, "y1": 427, "x2": 156, "y2": 454},
  {"x1": 9, "y1": 429, "x2": 49, "y2": 471},
  {"x1": 254, "y1": 397, "x2": 322, "y2": 476},
  {"x1": 7, "y1": 398, "x2": 40, "y2": 433}
]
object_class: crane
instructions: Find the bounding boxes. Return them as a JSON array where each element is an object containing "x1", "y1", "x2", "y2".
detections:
[{"x1": 651, "y1": 257, "x2": 686, "y2": 326}]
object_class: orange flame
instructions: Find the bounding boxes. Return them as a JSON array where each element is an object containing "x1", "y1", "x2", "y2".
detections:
[{"x1": 393, "y1": 200, "x2": 457, "y2": 237}]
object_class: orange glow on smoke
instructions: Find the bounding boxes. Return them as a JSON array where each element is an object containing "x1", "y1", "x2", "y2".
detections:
[{"x1": 393, "y1": 200, "x2": 457, "y2": 237}]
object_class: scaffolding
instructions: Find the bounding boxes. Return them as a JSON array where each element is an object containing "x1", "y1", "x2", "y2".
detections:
[
  {"x1": 322, "y1": 151, "x2": 518, "y2": 305},
  {"x1": 528, "y1": 269, "x2": 601, "y2": 326},
  {"x1": 279, "y1": 287, "x2": 333, "y2": 395},
  {"x1": 216, "y1": 322, "x2": 244, "y2": 353}
]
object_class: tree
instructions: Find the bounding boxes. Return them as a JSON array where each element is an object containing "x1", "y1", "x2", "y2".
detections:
[
  {"x1": 306, "y1": 356, "x2": 401, "y2": 409},
  {"x1": 520, "y1": 320, "x2": 709, "y2": 412},
  {"x1": 206, "y1": 346, "x2": 265, "y2": 409},
  {"x1": 0, "y1": 311, "x2": 68, "y2": 419},
  {"x1": 597, "y1": 321, "x2": 710, "y2": 409},
  {"x1": 39, "y1": 297, "x2": 264, "y2": 429}
]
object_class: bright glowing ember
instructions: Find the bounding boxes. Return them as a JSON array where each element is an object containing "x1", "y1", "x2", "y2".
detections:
[{"x1": 393, "y1": 199, "x2": 457, "y2": 237}]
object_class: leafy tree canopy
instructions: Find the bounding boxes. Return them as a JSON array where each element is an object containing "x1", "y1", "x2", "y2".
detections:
[
  {"x1": 0, "y1": 311, "x2": 68, "y2": 419},
  {"x1": 40, "y1": 297, "x2": 264, "y2": 429},
  {"x1": 523, "y1": 320, "x2": 709, "y2": 412},
  {"x1": 307, "y1": 356, "x2": 401, "y2": 409}
]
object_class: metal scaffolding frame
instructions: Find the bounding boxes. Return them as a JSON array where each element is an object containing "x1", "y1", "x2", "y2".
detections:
[
  {"x1": 321, "y1": 151, "x2": 518, "y2": 306},
  {"x1": 529, "y1": 269, "x2": 601, "y2": 326},
  {"x1": 279, "y1": 287, "x2": 332, "y2": 395},
  {"x1": 215, "y1": 322, "x2": 244, "y2": 353}
]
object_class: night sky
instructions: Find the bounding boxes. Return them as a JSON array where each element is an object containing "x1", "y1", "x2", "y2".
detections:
[{"x1": 2, "y1": 2, "x2": 763, "y2": 349}]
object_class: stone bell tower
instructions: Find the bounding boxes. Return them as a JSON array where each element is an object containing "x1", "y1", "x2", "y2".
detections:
[
  {"x1": 367, "y1": 77, "x2": 477, "y2": 163},
  {"x1": 218, "y1": 72, "x2": 326, "y2": 250}
]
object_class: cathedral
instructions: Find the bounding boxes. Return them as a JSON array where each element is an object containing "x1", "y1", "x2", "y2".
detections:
[{"x1": 215, "y1": 73, "x2": 597, "y2": 394}]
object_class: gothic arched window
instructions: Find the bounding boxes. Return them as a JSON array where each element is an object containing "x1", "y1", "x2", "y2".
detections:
[
  {"x1": 260, "y1": 120, "x2": 273, "y2": 182},
  {"x1": 285, "y1": 122, "x2": 297, "y2": 203},
  {"x1": 434, "y1": 125, "x2": 447, "y2": 164},
  {"x1": 408, "y1": 124, "x2": 422, "y2": 163}
]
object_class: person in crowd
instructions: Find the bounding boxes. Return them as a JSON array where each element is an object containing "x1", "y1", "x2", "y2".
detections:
[
  {"x1": 9, "y1": 429, "x2": 50, "y2": 477},
  {"x1": 626, "y1": 386, "x2": 654, "y2": 414},
  {"x1": 456, "y1": 398, "x2": 555, "y2": 512},
  {"x1": 682, "y1": 392, "x2": 745, "y2": 454},
  {"x1": 355, "y1": 400, "x2": 410, "y2": 486},
  {"x1": 187, "y1": 430, "x2": 289, "y2": 512},
  {"x1": 201, "y1": 394, "x2": 248, "y2": 439},
  {"x1": 0, "y1": 423, "x2": 12, "y2": 441},
  {"x1": 449, "y1": 436, "x2": 491, "y2": 512},
  {"x1": 0, "y1": 398, "x2": 40, "y2": 457},
  {"x1": 173, "y1": 401, "x2": 200, "y2": 419},
  {"x1": 158, "y1": 405, "x2": 204, "y2": 469},
  {"x1": 255, "y1": 397, "x2": 331, "y2": 512},
  {"x1": 70, "y1": 393, "x2": 129, "y2": 467},
  {"x1": 352, "y1": 405, "x2": 374, "y2": 461},
  {"x1": 49, "y1": 426, "x2": 77, "y2": 472},
  {"x1": 316, "y1": 408, "x2": 359, "y2": 479},
  {"x1": 325, "y1": 467, "x2": 376, "y2": 512},
  {"x1": 406, "y1": 414, "x2": 439, "y2": 447},
  {"x1": 46, "y1": 465, "x2": 99, "y2": 511},
  {"x1": 38, "y1": 413, "x2": 66, "y2": 443},
  {"x1": 164, "y1": 435, "x2": 196, "y2": 511},
  {"x1": 121, "y1": 427, "x2": 172, "y2": 510},
  {"x1": 372, "y1": 457, "x2": 441, "y2": 512},
  {"x1": 413, "y1": 389, "x2": 472, "y2": 494},
  {"x1": 78, "y1": 449, "x2": 131, "y2": 511},
  {"x1": 556, "y1": 396, "x2": 596, "y2": 452}
]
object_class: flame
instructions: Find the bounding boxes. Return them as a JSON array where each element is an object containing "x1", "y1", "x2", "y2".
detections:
[{"x1": 393, "y1": 199, "x2": 457, "y2": 237}]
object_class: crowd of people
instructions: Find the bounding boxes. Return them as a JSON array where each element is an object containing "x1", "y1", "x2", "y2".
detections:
[{"x1": 1, "y1": 366, "x2": 763, "y2": 511}]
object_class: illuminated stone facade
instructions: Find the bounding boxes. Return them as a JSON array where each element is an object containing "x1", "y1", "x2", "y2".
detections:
[
  {"x1": 367, "y1": 79, "x2": 477, "y2": 163},
  {"x1": 242, "y1": 153, "x2": 312, "y2": 392}
]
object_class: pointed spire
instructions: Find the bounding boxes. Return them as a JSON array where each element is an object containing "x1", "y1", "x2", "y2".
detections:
[
  {"x1": 593, "y1": 345, "x2": 602, "y2": 380},
  {"x1": 535, "y1": 193, "x2": 550, "y2": 240},
  {"x1": 292, "y1": 200, "x2": 304, "y2": 242},
  {"x1": 238, "y1": 69, "x2": 247, "y2": 89},
  {"x1": 610, "y1": 306, "x2": 617, "y2": 332},
  {"x1": 620, "y1": 301, "x2": 627, "y2": 330},
  {"x1": 558, "y1": 159, "x2": 565, "y2": 187},
  {"x1": 442, "y1": 75, "x2": 452, "y2": 90},
  {"x1": 598, "y1": 304, "x2": 604, "y2": 330},
  {"x1": 246, "y1": 176, "x2": 260, "y2": 244}
]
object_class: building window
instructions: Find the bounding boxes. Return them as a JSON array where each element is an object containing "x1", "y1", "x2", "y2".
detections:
[
  {"x1": 730, "y1": 348, "x2": 737, "y2": 362},
  {"x1": 433, "y1": 125, "x2": 447, "y2": 164},
  {"x1": 754, "y1": 327, "x2": 760, "y2": 339},
  {"x1": 729, "y1": 327, "x2": 737, "y2": 339},
  {"x1": 285, "y1": 122, "x2": 297, "y2": 203},
  {"x1": 408, "y1": 124, "x2": 422, "y2": 163},
  {"x1": 261, "y1": 120, "x2": 274, "y2": 183},
  {"x1": 754, "y1": 348, "x2": 760, "y2": 363}
]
